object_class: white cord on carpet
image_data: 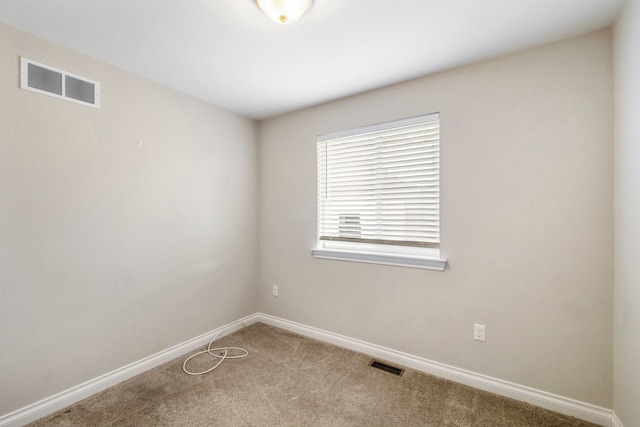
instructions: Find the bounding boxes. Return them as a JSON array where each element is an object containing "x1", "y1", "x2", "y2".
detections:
[{"x1": 182, "y1": 323, "x2": 248, "y2": 376}]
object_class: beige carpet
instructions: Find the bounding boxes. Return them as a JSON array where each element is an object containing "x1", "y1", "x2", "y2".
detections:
[{"x1": 28, "y1": 323, "x2": 598, "y2": 426}]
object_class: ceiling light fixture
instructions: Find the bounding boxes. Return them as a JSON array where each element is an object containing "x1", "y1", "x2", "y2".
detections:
[{"x1": 256, "y1": 0, "x2": 312, "y2": 25}]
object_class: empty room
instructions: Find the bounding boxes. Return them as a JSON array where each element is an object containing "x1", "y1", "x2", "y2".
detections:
[{"x1": 1, "y1": 1, "x2": 638, "y2": 426}]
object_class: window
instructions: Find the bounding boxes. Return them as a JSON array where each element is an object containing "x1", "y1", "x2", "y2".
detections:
[{"x1": 311, "y1": 113, "x2": 446, "y2": 270}]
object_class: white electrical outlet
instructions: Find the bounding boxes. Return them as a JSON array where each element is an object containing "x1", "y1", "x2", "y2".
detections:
[
  {"x1": 272, "y1": 285, "x2": 278, "y2": 297},
  {"x1": 474, "y1": 324, "x2": 486, "y2": 342}
]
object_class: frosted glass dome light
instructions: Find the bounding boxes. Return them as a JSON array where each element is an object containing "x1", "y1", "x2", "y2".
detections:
[{"x1": 256, "y1": 0, "x2": 312, "y2": 25}]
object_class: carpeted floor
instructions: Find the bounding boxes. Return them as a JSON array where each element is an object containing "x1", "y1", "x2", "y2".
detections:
[{"x1": 28, "y1": 323, "x2": 599, "y2": 426}]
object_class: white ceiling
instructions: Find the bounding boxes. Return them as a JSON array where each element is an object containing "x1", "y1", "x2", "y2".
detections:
[{"x1": 0, "y1": 0, "x2": 625, "y2": 120}]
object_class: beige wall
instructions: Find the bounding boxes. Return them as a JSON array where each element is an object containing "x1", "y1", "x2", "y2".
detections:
[
  {"x1": 0, "y1": 23, "x2": 259, "y2": 415},
  {"x1": 613, "y1": 2, "x2": 640, "y2": 426},
  {"x1": 258, "y1": 30, "x2": 614, "y2": 407}
]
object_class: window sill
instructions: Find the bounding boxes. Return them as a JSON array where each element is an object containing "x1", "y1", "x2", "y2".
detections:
[{"x1": 310, "y1": 248, "x2": 447, "y2": 271}]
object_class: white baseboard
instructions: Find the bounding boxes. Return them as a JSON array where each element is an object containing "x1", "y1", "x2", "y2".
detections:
[
  {"x1": 255, "y1": 313, "x2": 615, "y2": 427},
  {"x1": 611, "y1": 412, "x2": 624, "y2": 427},
  {"x1": 0, "y1": 312, "x2": 616, "y2": 427},
  {"x1": 0, "y1": 314, "x2": 259, "y2": 427}
]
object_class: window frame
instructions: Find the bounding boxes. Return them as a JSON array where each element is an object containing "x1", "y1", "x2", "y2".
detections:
[{"x1": 311, "y1": 114, "x2": 446, "y2": 271}]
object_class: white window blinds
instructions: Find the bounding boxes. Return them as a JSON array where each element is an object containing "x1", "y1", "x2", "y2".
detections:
[{"x1": 317, "y1": 113, "x2": 440, "y2": 249}]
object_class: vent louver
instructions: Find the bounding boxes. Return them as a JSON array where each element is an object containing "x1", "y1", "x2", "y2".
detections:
[
  {"x1": 20, "y1": 57, "x2": 100, "y2": 108},
  {"x1": 369, "y1": 360, "x2": 405, "y2": 376}
]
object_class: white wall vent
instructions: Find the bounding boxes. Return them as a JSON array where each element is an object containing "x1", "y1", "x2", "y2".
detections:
[{"x1": 20, "y1": 57, "x2": 100, "y2": 108}]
